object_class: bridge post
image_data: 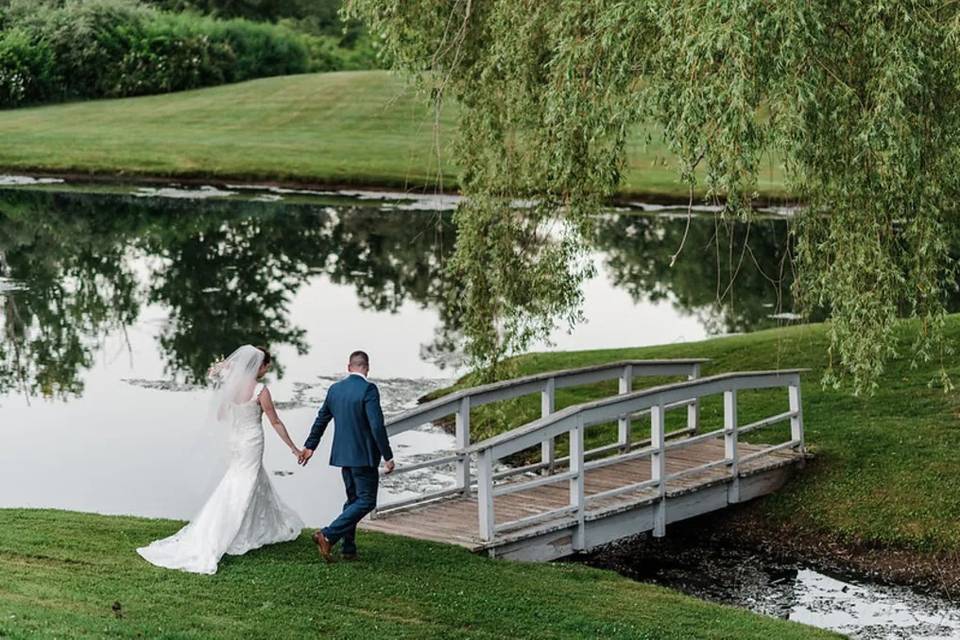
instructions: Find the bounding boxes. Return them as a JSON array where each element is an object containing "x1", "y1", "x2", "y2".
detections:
[
  {"x1": 651, "y1": 402, "x2": 667, "y2": 537},
  {"x1": 540, "y1": 378, "x2": 556, "y2": 474},
  {"x1": 455, "y1": 397, "x2": 472, "y2": 495},
  {"x1": 618, "y1": 365, "x2": 633, "y2": 452},
  {"x1": 687, "y1": 363, "x2": 701, "y2": 435},
  {"x1": 724, "y1": 389, "x2": 740, "y2": 503},
  {"x1": 477, "y1": 449, "x2": 495, "y2": 542},
  {"x1": 569, "y1": 415, "x2": 586, "y2": 551},
  {"x1": 788, "y1": 376, "x2": 804, "y2": 452}
]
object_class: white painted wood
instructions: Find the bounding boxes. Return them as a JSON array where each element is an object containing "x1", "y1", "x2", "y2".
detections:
[
  {"x1": 584, "y1": 477, "x2": 660, "y2": 502},
  {"x1": 477, "y1": 450, "x2": 495, "y2": 542},
  {"x1": 666, "y1": 458, "x2": 730, "y2": 482},
  {"x1": 540, "y1": 378, "x2": 556, "y2": 473},
  {"x1": 476, "y1": 370, "x2": 809, "y2": 460},
  {"x1": 375, "y1": 486, "x2": 465, "y2": 514},
  {"x1": 390, "y1": 453, "x2": 463, "y2": 475},
  {"x1": 493, "y1": 470, "x2": 578, "y2": 497},
  {"x1": 736, "y1": 410, "x2": 795, "y2": 435},
  {"x1": 569, "y1": 416, "x2": 586, "y2": 550},
  {"x1": 618, "y1": 364, "x2": 633, "y2": 451},
  {"x1": 664, "y1": 426, "x2": 727, "y2": 451},
  {"x1": 789, "y1": 379, "x2": 804, "y2": 451},
  {"x1": 583, "y1": 445, "x2": 655, "y2": 471},
  {"x1": 491, "y1": 530, "x2": 577, "y2": 562},
  {"x1": 737, "y1": 465, "x2": 795, "y2": 501},
  {"x1": 724, "y1": 389, "x2": 740, "y2": 503},
  {"x1": 386, "y1": 358, "x2": 710, "y2": 436},
  {"x1": 665, "y1": 484, "x2": 729, "y2": 524},
  {"x1": 687, "y1": 363, "x2": 701, "y2": 434},
  {"x1": 738, "y1": 439, "x2": 802, "y2": 463},
  {"x1": 495, "y1": 505, "x2": 579, "y2": 534},
  {"x1": 650, "y1": 403, "x2": 667, "y2": 537},
  {"x1": 455, "y1": 396, "x2": 471, "y2": 495}
]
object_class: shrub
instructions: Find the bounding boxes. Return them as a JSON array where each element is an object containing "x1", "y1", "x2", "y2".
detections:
[
  {"x1": 0, "y1": 28, "x2": 56, "y2": 106},
  {"x1": 0, "y1": 0, "x2": 321, "y2": 108}
]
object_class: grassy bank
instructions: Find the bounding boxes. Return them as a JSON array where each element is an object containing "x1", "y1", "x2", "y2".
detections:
[
  {"x1": 0, "y1": 510, "x2": 835, "y2": 639},
  {"x1": 442, "y1": 317, "x2": 960, "y2": 555},
  {"x1": 0, "y1": 71, "x2": 787, "y2": 200}
]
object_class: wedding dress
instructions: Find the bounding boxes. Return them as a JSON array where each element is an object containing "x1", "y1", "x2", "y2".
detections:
[{"x1": 138, "y1": 347, "x2": 304, "y2": 575}]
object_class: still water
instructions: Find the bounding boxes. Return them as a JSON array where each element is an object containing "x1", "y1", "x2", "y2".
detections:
[
  {"x1": 4, "y1": 182, "x2": 957, "y2": 639},
  {"x1": 0, "y1": 183, "x2": 799, "y2": 526}
]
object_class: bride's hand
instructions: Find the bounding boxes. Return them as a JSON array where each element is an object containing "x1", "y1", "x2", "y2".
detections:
[{"x1": 290, "y1": 447, "x2": 303, "y2": 458}]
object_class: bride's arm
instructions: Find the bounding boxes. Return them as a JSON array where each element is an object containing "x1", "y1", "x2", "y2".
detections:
[{"x1": 259, "y1": 387, "x2": 302, "y2": 456}]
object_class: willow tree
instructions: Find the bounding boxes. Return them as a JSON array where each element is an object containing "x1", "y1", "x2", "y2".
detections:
[{"x1": 348, "y1": 1, "x2": 960, "y2": 392}]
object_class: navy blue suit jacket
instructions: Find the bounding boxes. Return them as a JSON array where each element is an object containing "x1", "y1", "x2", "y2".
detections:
[{"x1": 304, "y1": 374, "x2": 393, "y2": 468}]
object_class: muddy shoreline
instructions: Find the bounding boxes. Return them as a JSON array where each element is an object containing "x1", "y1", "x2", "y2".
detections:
[
  {"x1": 582, "y1": 503, "x2": 960, "y2": 602},
  {"x1": 0, "y1": 168, "x2": 797, "y2": 208}
]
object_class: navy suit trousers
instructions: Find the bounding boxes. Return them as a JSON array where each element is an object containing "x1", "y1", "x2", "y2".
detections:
[{"x1": 322, "y1": 466, "x2": 379, "y2": 553}]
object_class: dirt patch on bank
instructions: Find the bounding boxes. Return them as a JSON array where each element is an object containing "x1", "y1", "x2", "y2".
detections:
[{"x1": 585, "y1": 503, "x2": 960, "y2": 600}]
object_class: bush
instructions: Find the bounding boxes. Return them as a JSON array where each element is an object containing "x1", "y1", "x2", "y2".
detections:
[
  {"x1": 0, "y1": 0, "x2": 319, "y2": 107},
  {"x1": 0, "y1": 28, "x2": 56, "y2": 106}
]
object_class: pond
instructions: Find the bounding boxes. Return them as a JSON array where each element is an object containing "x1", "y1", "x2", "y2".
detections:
[
  {"x1": 3, "y1": 181, "x2": 957, "y2": 639},
  {"x1": 586, "y1": 523, "x2": 960, "y2": 640},
  {"x1": 0, "y1": 182, "x2": 803, "y2": 526}
]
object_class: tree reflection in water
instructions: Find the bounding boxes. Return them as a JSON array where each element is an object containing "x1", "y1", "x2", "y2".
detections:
[
  {"x1": 0, "y1": 188, "x2": 844, "y2": 402},
  {"x1": 0, "y1": 190, "x2": 455, "y2": 398},
  {"x1": 594, "y1": 212, "x2": 805, "y2": 335}
]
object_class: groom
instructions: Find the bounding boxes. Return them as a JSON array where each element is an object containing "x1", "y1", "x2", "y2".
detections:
[{"x1": 298, "y1": 350, "x2": 395, "y2": 562}]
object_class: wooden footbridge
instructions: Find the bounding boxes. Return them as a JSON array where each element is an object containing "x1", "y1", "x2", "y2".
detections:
[{"x1": 362, "y1": 360, "x2": 806, "y2": 561}]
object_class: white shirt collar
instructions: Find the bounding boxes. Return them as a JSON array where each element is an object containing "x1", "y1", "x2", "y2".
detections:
[{"x1": 347, "y1": 371, "x2": 367, "y2": 380}]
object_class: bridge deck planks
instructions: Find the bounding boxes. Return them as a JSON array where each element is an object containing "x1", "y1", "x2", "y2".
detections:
[{"x1": 361, "y1": 438, "x2": 801, "y2": 551}]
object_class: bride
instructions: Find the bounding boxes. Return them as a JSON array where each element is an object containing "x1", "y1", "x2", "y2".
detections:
[{"x1": 138, "y1": 345, "x2": 305, "y2": 574}]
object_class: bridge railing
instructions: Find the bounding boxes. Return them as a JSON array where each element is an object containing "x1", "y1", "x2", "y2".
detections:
[
  {"x1": 468, "y1": 370, "x2": 806, "y2": 545},
  {"x1": 373, "y1": 359, "x2": 706, "y2": 514}
]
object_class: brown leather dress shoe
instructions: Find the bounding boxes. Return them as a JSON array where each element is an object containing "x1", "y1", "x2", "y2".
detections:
[
  {"x1": 341, "y1": 553, "x2": 358, "y2": 562},
  {"x1": 312, "y1": 530, "x2": 335, "y2": 563}
]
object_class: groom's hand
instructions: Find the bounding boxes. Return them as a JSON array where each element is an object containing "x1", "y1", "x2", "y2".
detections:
[
  {"x1": 298, "y1": 449, "x2": 314, "y2": 466},
  {"x1": 383, "y1": 459, "x2": 395, "y2": 475}
]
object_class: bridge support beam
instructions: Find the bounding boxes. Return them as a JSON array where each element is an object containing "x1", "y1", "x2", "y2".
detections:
[
  {"x1": 618, "y1": 365, "x2": 633, "y2": 452},
  {"x1": 540, "y1": 378, "x2": 556, "y2": 474},
  {"x1": 687, "y1": 363, "x2": 701, "y2": 434},
  {"x1": 724, "y1": 390, "x2": 740, "y2": 503},
  {"x1": 455, "y1": 396, "x2": 471, "y2": 495},
  {"x1": 477, "y1": 449, "x2": 494, "y2": 542},
  {"x1": 651, "y1": 402, "x2": 666, "y2": 537},
  {"x1": 569, "y1": 416, "x2": 585, "y2": 551}
]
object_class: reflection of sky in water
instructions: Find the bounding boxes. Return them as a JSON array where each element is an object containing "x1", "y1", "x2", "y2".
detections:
[{"x1": 785, "y1": 570, "x2": 960, "y2": 640}]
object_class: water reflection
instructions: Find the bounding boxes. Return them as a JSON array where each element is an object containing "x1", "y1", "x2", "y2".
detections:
[
  {"x1": 0, "y1": 190, "x2": 455, "y2": 396},
  {"x1": 0, "y1": 188, "x2": 823, "y2": 401},
  {"x1": 596, "y1": 212, "x2": 808, "y2": 335},
  {"x1": 0, "y1": 187, "x2": 846, "y2": 525}
]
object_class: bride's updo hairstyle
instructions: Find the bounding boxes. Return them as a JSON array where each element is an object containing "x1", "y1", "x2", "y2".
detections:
[{"x1": 255, "y1": 346, "x2": 272, "y2": 367}]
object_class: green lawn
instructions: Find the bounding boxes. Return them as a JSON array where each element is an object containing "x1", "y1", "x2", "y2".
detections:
[
  {"x1": 0, "y1": 510, "x2": 836, "y2": 640},
  {"x1": 0, "y1": 71, "x2": 787, "y2": 200},
  {"x1": 440, "y1": 317, "x2": 960, "y2": 553}
]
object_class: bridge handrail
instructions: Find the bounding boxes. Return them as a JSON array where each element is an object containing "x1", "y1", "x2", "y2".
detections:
[
  {"x1": 375, "y1": 359, "x2": 706, "y2": 514},
  {"x1": 385, "y1": 358, "x2": 708, "y2": 435},
  {"x1": 469, "y1": 370, "x2": 805, "y2": 458},
  {"x1": 470, "y1": 369, "x2": 807, "y2": 543}
]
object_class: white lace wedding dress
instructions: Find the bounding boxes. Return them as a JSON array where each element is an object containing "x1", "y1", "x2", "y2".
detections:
[{"x1": 138, "y1": 384, "x2": 304, "y2": 574}]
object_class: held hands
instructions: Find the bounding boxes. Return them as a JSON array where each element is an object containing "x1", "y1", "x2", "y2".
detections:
[
  {"x1": 297, "y1": 448, "x2": 315, "y2": 466},
  {"x1": 290, "y1": 446, "x2": 303, "y2": 459},
  {"x1": 383, "y1": 459, "x2": 395, "y2": 475}
]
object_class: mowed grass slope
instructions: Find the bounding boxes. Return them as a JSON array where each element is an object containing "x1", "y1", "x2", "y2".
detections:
[
  {"x1": 441, "y1": 317, "x2": 960, "y2": 552},
  {"x1": 0, "y1": 71, "x2": 787, "y2": 198},
  {"x1": 0, "y1": 510, "x2": 837, "y2": 640}
]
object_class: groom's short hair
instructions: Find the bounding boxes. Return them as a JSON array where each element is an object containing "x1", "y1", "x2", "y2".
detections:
[{"x1": 349, "y1": 350, "x2": 369, "y2": 369}]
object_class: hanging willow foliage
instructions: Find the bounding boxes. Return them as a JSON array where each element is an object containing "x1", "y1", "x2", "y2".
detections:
[{"x1": 347, "y1": 0, "x2": 960, "y2": 392}]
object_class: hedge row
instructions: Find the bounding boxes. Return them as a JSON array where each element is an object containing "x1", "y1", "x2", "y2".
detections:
[{"x1": 0, "y1": 0, "x2": 345, "y2": 107}]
